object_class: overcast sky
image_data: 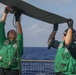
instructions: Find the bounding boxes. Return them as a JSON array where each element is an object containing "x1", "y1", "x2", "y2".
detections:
[{"x1": 0, "y1": 0, "x2": 76, "y2": 47}]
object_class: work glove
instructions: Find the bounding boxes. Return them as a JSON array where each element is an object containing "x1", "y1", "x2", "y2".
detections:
[
  {"x1": 67, "y1": 19, "x2": 73, "y2": 29},
  {"x1": 14, "y1": 11, "x2": 22, "y2": 21},
  {"x1": 4, "y1": 6, "x2": 10, "y2": 14},
  {"x1": 53, "y1": 24, "x2": 58, "y2": 31}
]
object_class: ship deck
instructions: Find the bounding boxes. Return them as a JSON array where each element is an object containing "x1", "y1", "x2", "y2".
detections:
[{"x1": 21, "y1": 59, "x2": 55, "y2": 75}]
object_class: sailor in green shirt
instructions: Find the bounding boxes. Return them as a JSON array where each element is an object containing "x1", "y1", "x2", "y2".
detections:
[
  {"x1": 48, "y1": 19, "x2": 76, "y2": 75},
  {"x1": 0, "y1": 7, "x2": 23, "y2": 75}
]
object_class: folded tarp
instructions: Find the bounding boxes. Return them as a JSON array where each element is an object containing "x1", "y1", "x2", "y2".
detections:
[{"x1": 0, "y1": 0, "x2": 68, "y2": 24}]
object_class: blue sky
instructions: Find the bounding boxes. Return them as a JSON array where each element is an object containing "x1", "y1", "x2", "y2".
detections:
[{"x1": 0, "y1": 0, "x2": 76, "y2": 47}]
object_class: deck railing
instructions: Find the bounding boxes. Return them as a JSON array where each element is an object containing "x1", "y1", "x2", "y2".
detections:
[{"x1": 21, "y1": 59, "x2": 55, "y2": 75}]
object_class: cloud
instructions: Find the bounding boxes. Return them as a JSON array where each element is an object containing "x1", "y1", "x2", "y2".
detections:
[{"x1": 26, "y1": 23, "x2": 47, "y2": 35}]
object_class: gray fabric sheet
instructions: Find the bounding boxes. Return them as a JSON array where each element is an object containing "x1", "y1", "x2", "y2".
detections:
[{"x1": 0, "y1": 0, "x2": 67, "y2": 24}]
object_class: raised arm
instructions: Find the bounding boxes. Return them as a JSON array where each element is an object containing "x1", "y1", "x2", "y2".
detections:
[
  {"x1": 0, "y1": 13, "x2": 7, "y2": 22},
  {"x1": 14, "y1": 11, "x2": 23, "y2": 34},
  {"x1": 65, "y1": 19, "x2": 73, "y2": 45},
  {"x1": 48, "y1": 24, "x2": 59, "y2": 49},
  {"x1": 14, "y1": 11, "x2": 23, "y2": 56},
  {"x1": 0, "y1": 7, "x2": 10, "y2": 22},
  {"x1": 0, "y1": 7, "x2": 10, "y2": 48}
]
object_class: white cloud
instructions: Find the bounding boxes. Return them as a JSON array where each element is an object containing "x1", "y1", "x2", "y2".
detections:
[
  {"x1": 26, "y1": 23, "x2": 47, "y2": 35},
  {"x1": 29, "y1": 24, "x2": 38, "y2": 30}
]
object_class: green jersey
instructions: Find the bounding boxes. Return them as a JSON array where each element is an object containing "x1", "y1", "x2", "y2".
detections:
[
  {"x1": 0, "y1": 22, "x2": 23, "y2": 70},
  {"x1": 54, "y1": 42, "x2": 76, "y2": 75}
]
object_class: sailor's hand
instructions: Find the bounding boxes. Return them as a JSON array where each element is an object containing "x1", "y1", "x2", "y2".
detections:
[
  {"x1": 14, "y1": 11, "x2": 22, "y2": 21},
  {"x1": 4, "y1": 6, "x2": 10, "y2": 14},
  {"x1": 53, "y1": 24, "x2": 58, "y2": 31},
  {"x1": 67, "y1": 19, "x2": 73, "y2": 29}
]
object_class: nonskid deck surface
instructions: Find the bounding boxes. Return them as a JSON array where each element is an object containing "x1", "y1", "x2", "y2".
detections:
[{"x1": 21, "y1": 59, "x2": 55, "y2": 75}]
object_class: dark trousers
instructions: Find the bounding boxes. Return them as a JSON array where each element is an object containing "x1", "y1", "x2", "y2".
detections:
[
  {"x1": 0, "y1": 67, "x2": 19, "y2": 75},
  {"x1": 56, "y1": 72, "x2": 66, "y2": 75}
]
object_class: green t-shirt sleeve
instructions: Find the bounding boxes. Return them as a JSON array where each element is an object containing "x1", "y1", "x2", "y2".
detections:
[
  {"x1": 0, "y1": 22, "x2": 6, "y2": 48},
  {"x1": 17, "y1": 33, "x2": 23, "y2": 56}
]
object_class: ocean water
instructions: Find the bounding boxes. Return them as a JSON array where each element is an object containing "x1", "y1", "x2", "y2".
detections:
[{"x1": 22, "y1": 47, "x2": 57, "y2": 60}]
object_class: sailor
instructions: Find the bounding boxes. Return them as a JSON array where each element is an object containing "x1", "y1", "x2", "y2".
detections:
[
  {"x1": 0, "y1": 7, "x2": 23, "y2": 75},
  {"x1": 48, "y1": 19, "x2": 76, "y2": 75}
]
